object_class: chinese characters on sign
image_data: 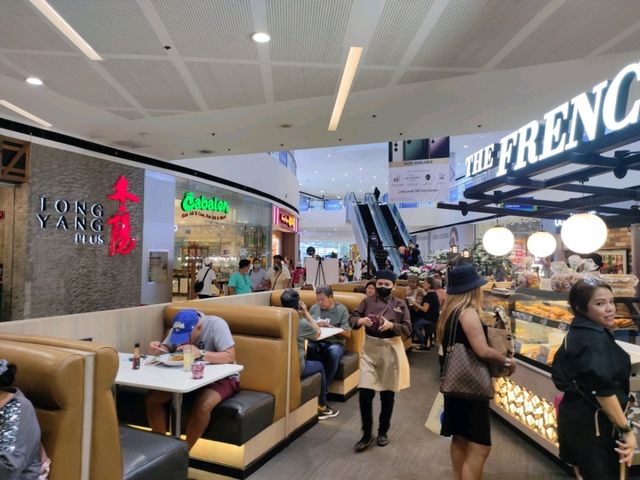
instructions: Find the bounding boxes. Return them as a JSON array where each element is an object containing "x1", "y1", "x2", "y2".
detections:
[
  {"x1": 106, "y1": 175, "x2": 140, "y2": 256},
  {"x1": 272, "y1": 206, "x2": 298, "y2": 232}
]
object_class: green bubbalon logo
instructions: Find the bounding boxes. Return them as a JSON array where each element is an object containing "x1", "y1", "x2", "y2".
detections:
[{"x1": 181, "y1": 191, "x2": 230, "y2": 214}]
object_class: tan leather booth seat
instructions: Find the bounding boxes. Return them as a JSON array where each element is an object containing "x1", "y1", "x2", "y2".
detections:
[
  {"x1": 330, "y1": 282, "x2": 407, "y2": 301},
  {"x1": 2, "y1": 339, "x2": 84, "y2": 480},
  {"x1": 0, "y1": 334, "x2": 188, "y2": 480},
  {"x1": 270, "y1": 290, "x2": 366, "y2": 400},
  {"x1": 127, "y1": 302, "x2": 310, "y2": 477}
]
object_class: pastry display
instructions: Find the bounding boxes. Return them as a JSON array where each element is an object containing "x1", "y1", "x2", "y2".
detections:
[
  {"x1": 601, "y1": 274, "x2": 638, "y2": 297},
  {"x1": 514, "y1": 301, "x2": 573, "y2": 322}
]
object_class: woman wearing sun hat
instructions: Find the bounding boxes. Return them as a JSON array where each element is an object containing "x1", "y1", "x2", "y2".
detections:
[{"x1": 436, "y1": 264, "x2": 516, "y2": 479}]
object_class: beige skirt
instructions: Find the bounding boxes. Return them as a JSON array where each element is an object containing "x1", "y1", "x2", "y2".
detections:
[{"x1": 359, "y1": 335, "x2": 410, "y2": 392}]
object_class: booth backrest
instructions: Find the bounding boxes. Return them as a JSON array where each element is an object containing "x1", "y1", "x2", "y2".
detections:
[
  {"x1": 165, "y1": 303, "x2": 299, "y2": 418},
  {"x1": 1, "y1": 338, "x2": 87, "y2": 480},
  {"x1": 0, "y1": 333, "x2": 122, "y2": 480},
  {"x1": 270, "y1": 290, "x2": 366, "y2": 354}
]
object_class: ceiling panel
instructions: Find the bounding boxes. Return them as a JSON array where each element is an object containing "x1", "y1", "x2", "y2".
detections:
[
  {"x1": 267, "y1": 0, "x2": 353, "y2": 63},
  {"x1": 47, "y1": 0, "x2": 166, "y2": 56},
  {"x1": 107, "y1": 109, "x2": 146, "y2": 120},
  {"x1": 412, "y1": 0, "x2": 551, "y2": 68},
  {"x1": 364, "y1": 0, "x2": 434, "y2": 66},
  {"x1": 352, "y1": 69, "x2": 393, "y2": 91},
  {"x1": 154, "y1": 0, "x2": 258, "y2": 59},
  {"x1": 498, "y1": 0, "x2": 640, "y2": 68},
  {"x1": 605, "y1": 29, "x2": 640, "y2": 56},
  {"x1": 0, "y1": 0, "x2": 73, "y2": 51},
  {"x1": 148, "y1": 110, "x2": 190, "y2": 117},
  {"x1": 187, "y1": 62, "x2": 265, "y2": 109},
  {"x1": 399, "y1": 70, "x2": 468, "y2": 84},
  {"x1": 272, "y1": 65, "x2": 340, "y2": 102},
  {"x1": 0, "y1": 62, "x2": 22, "y2": 81},
  {"x1": 103, "y1": 59, "x2": 198, "y2": 111},
  {"x1": 5, "y1": 53, "x2": 132, "y2": 108}
]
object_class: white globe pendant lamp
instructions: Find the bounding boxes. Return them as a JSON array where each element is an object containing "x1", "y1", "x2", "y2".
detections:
[
  {"x1": 560, "y1": 213, "x2": 608, "y2": 254},
  {"x1": 527, "y1": 231, "x2": 557, "y2": 258},
  {"x1": 482, "y1": 226, "x2": 515, "y2": 256}
]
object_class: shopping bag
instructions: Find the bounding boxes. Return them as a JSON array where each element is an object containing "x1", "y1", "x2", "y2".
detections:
[{"x1": 425, "y1": 391, "x2": 445, "y2": 435}]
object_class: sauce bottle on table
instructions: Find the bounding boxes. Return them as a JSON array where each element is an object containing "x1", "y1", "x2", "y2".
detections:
[{"x1": 132, "y1": 342, "x2": 141, "y2": 370}]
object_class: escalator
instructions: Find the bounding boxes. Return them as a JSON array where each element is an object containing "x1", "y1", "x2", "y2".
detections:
[
  {"x1": 379, "y1": 204, "x2": 405, "y2": 248},
  {"x1": 357, "y1": 204, "x2": 378, "y2": 243}
]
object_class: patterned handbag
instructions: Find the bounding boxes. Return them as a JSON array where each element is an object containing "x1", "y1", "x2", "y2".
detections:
[{"x1": 440, "y1": 312, "x2": 494, "y2": 400}]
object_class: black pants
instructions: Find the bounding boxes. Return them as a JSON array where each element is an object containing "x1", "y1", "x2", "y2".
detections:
[{"x1": 359, "y1": 388, "x2": 395, "y2": 438}]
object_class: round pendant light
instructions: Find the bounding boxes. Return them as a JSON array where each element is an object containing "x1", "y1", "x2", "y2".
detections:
[
  {"x1": 527, "y1": 231, "x2": 557, "y2": 258},
  {"x1": 482, "y1": 226, "x2": 515, "y2": 256},
  {"x1": 560, "y1": 213, "x2": 608, "y2": 254}
]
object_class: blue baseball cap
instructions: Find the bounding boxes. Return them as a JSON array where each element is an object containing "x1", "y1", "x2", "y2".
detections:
[{"x1": 169, "y1": 309, "x2": 199, "y2": 345}]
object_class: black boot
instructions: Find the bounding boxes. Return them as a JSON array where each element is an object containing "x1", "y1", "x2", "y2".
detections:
[
  {"x1": 377, "y1": 390, "x2": 395, "y2": 447},
  {"x1": 356, "y1": 388, "x2": 375, "y2": 452}
]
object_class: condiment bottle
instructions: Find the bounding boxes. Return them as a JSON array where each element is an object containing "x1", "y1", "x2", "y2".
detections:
[{"x1": 132, "y1": 342, "x2": 140, "y2": 370}]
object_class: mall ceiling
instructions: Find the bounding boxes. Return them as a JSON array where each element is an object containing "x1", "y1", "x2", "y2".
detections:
[{"x1": 1, "y1": 0, "x2": 640, "y2": 160}]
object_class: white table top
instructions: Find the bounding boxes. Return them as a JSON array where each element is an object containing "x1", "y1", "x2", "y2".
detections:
[
  {"x1": 115, "y1": 352, "x2": 243, "y2": 393},
  {"x1": 318, "y1": 327, "x2": 343, "y2": 341}
]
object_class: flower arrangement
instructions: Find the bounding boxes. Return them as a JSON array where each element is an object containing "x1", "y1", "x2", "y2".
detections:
[{"x1": 469, "y1": 242, "x2": 513, "y2": 277}]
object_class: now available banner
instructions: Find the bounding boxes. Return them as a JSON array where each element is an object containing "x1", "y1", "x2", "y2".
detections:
[{"x1": 388, "y1": 157, "x2": 450, "y2": 203}]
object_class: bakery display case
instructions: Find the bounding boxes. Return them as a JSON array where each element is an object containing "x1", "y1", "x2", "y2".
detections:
[{"x1": 490, "y1": 285, "x2": 640, "y2": 461}]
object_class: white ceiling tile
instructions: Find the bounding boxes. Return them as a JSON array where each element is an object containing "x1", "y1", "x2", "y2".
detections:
[
  {"x1": 267, "y1": 0, "x2": 353, "y2": 63},
  {"x1": 0, "y1": 0, "x2": 73, "y2": 51},
  {"x1": 103, "y1": 59, "x2": 198, "y2": 111},
  {"x1": 499, "y1": 0, "x2": 640, "y2": 68},
  {"x1": 364, "y1": 0, "x2": 434, "y2": 66},
  {"x1": 187, "y1": 62, "x2": 265, "y2": 109},
  {"x1": 0, "y1": 63, "x2": 23, "y2": 81},
  {"x1": 47, "y1": 0, "x2": 166, "y2": 55},
  {"x1": 4, "y1": 53, "x2": 132, "y2": 108},
  {"x1": 107, "y1": 109, "x2": 146, "y2": 120},
  {"x1": 399, "y1": 70, "x2": 469, "y2": 84},
  {"x1": 272, "y1": 65, "x2": 340, "y2": 102},
  {"x1": 412, "y1": 0, "x2": 551, "y2": 68},
  {"x1": 352, "y1": 69, "x2": 393, "y2": 91},
  {"x1": 153, "y1": 0, "x2": 258, "y2": 59}
]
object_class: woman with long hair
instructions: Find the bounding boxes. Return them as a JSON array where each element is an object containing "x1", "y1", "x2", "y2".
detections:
[{"x1": 437, "y1": 265, "x2": 516, "y2": 480}]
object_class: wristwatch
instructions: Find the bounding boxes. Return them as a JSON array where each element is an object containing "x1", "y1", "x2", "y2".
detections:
[
  {"x1": 617, "y1": 420, "x2": 633, "y2": 434},
  {"x1": 504, "y1": 358, "x2": 511, "y2": 368},
  {"x1": 199, "y1": 349, "x2": 207, "y2": 360}
]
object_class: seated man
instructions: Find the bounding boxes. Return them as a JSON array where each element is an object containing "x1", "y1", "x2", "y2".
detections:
[
  {"x1": 307, "y1": 286, "x2": 352, "y2": 390},
  {"x1": 280, "y1": 289, "x2": 339, "y2": 420},
  {"x1": 146, "y1": 309, "x2": 240, "y2": 449}
]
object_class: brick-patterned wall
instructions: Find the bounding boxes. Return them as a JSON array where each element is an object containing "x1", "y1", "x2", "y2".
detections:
[
  {"x1": 11, "y1": 144, "x2": 144, "y2": 319},
  {"x1": 601, "y1": 226, "x2": 632, "y2": 272}
]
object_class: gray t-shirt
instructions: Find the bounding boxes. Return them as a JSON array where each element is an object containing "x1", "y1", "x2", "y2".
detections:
[
  {"x1": 297, "y1": 317, "x2": 319, "y2": 372},
  {"x1": 249, "y1": 267, "x2": 269, "y2": 291},
  {"x1": 309, "y1": 302, "x2": 351, "y2": 345},
  {"x1": 164, "y1": 314, "x2": 238, "y2": 378}
]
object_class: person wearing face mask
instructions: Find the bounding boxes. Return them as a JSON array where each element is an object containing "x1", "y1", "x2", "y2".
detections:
[
  {"x1": 249, "y1": 258, "x2": 269, "y2": 292},
  {"x1": 267, "y1": 254, "x2": 292, "y2": 291},
  {"x1": 349, "y1": 269, "x2": 411, "y2": 452}
]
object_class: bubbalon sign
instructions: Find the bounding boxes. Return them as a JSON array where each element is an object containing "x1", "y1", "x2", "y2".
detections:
[
  {"x1": 465, "y1": 61, "x2": 640, "y2": 179},
  {"x1": 180, "y1": 191, "x2": 229, "y2": 220},
  {"x1": 36, "y1": 175, "x2": 140, "y2": 256},
  {"x1": 273, "y1": 206, "x2": 298, "y2": 232}
]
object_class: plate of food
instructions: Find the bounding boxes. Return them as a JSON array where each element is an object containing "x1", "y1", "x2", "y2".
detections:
[{"x1": 156, "y1": 352, "x2": 184, "y2": 367}]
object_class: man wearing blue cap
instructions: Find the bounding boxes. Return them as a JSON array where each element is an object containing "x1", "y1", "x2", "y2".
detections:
[{"x1": 145, "y1": 309, "x2": 239, "y2": 449}]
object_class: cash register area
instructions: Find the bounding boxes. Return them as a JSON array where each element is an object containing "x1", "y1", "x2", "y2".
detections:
[{"x1": 189, "y1": 351, "x2": 570, "y2": 480}]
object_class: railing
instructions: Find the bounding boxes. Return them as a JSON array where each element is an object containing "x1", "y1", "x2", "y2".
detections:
[
  {"x1": 388, "y1": 202, "x2": 412, "y2": 247},
  {"x1": 269, "y1": 150, "x2": 297, "y2": 176},
  {"x1": 299, "y1": 194, "x2": 344, "y2": 212},
  {"x1": 345, "y1": 192, "x2": 379, "y2": 271}
]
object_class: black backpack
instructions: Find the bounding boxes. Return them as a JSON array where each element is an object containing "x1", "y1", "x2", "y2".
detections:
[{"x1": 194, "y1": 267, "x2": 211, "y2": 293}]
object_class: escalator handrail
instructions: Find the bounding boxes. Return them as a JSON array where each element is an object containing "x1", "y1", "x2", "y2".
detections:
[
  {"x1": 346, "y1": 195, "x2": 378, "y2": 270},
  {"x1": 388, "y1": 203, "x2": 411, "y2": 247},
  {"x1": 364, "y1": 202, "x2": 403, "y2": 272}
]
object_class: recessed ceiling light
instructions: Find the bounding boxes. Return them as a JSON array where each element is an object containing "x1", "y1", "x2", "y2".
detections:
[
  {"x1": 320, "y1": 190, "x2": 324, "y2": 193},
  {"x1": 314, "y1": 170, "x2": 318, "y2": 174},
  {"x1": 373, "y1": 175, "x2": 376, "y2": 179},
  {"x1": 337, "y1": 195, "x2": 341, "y2": 199},
  {"x1": 251, "y1": 32, "x2": 271, "y2": 43},
  {"x1": 29, "y1": 0, "x2": 103, "y2": 60},
  {"x1": 328, "y1": 46, "x2": 364, "y2": 131},
  {"x1": 464, "y1": 145, "x2": 468, "y2": 148},
  {"x1": 346, "y1": 184, "x2": 350, "y2": 187},
  {"x1": 344, "y1": 173, "x2": 348, "y2": 176},
  {"x1": 0, "y1": 99, "x2": 52, "y2": 127},
  {"x1": 25, "y1": 76, "x2": 43, "y2": 86},
  {"x1": 331, "y1": 177, "x2": 335, "y2": 181}
]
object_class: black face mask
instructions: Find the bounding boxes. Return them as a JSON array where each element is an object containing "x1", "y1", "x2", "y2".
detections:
[{"x1": 376, "y1": 287, "x2": 392, "y2": 298}]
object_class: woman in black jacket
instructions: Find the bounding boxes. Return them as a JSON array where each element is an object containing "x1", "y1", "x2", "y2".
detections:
[{"x1": 552, "y1": 279, "x2": 636, "y2": 479}]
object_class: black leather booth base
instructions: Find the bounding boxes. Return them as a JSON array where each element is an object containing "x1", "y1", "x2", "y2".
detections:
[
  {"x1": 334, "y1": 351, "x2": 358, "y2": 380},
  {"x1": 121, "y1": 426, "x2": 189, "y2": 480},
  {"x1": 300, "y1": 372, "x2": 322, "y2": 405},
  {"x1": 116, "y1": 387, "x2": 275, "y2": 446}
]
